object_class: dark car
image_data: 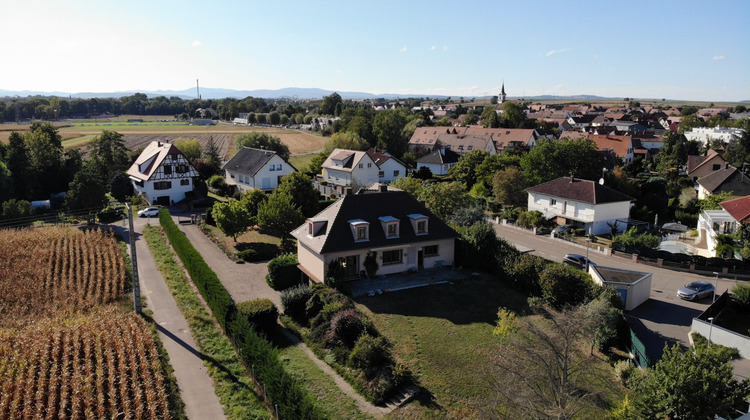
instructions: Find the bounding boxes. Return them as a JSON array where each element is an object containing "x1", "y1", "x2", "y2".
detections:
[
  {"x1": 552, "y1": 224, "x2": 575, "y2": 236},
  {"x1": 677, "y1": 281, "x2": 715, "y2": 301},
  {"x1": 562, "y1": 254, "x2": 595, "y2": 270}
]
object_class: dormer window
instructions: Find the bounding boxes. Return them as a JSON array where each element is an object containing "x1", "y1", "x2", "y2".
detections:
[
  {"x1": 307, "y1": 218, "x2": 328, "y2": 237},
  {"x1": 408, "y1": 214, "x2": 428, "y2": 235},
  {"x1": 349, "y1": 219, "x2": 369, "y2": 242},
  {"x1": 379, "y1": 216, "x2": 399, "y2": 238}
]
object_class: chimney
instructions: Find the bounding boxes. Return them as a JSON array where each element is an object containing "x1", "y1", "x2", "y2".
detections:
[
  {"x1": 380, "y1": 183, "x2": 388, "y2": 192},
  {"x1": 344, "y1": 187, "x2": 353, "y2": 196},
  {"x1": 157, "y1": 141, "x2": 162, "y2": 147}
]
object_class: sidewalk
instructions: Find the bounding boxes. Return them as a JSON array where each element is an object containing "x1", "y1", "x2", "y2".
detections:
[
  {"x1": 176, "y1": 221, "x2": 388, "y2": 417},
  {"x1": 122, "y1": 221, "x2": 226, "y2": 420}
]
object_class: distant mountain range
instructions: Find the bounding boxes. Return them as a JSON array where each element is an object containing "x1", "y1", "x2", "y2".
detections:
[{"x1": 0, "y1": 87, "x2": 635, "y2": 101}]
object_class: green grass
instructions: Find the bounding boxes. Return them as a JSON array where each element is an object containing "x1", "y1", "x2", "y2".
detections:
[
  {"x1": 288, "y1": 152, "x2": 317, "y2": 172},
  {"x1": 61, "y1": 133, "x2": 98, "y2": 149},
  {"x1": 356, "y1": 277, "x2": 626, "y2": 419},
  {"x1": 143, "y1": 225, "x2": 270, "y2": 420},
  {"x1": 274, "y1": 333, "x2": 374, "y2": 420}
]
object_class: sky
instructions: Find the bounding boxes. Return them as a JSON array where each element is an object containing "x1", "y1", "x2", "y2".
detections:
[{"x1": 3, "y1": 0, "x2": 750, "y2": 102}]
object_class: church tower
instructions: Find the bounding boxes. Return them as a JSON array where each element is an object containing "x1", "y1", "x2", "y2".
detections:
[{"x1": 499, "y1": 82, "x2": 507, "y2": 104}]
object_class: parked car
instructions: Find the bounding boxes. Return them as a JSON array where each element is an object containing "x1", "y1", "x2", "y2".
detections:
[
  {"x1": 562, "y1": 254, "x2": 595, "y2": 270},
  {"x1": 677, "y1": 281, "x2": 715, "y2": 301},
  {"x1": 137, "y1": 206, "x2": 160, "y2": 217},
  {"x1": 552, "y1": 224, "x2": 575, "y2": 236}
]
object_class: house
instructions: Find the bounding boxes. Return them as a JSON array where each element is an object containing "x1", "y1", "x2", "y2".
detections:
[
  {"x1": 526, "y1": 177, "x2": 634, "y2": 235},
  {"x1": 697, "y1": 195, "x2": 750, "y2": 257},
  {"x1": 408, "y1": 127, "x2": 460, "y2": 154},
  {"x1": 696, "y1": 165, "x2": 750, "y2": 199},
  {"x1": 291, "y1": 186, "x2": 459, "y2": 283},
  {"x1": 365, "y1": 148, "x2": 406, "y2": 183},
  {"x1": 415, "y1": 148, "x2": 461, "y2": 175},
  {"x1": 686, "y1": 149, "x2": 726, "y2": 181},
  {"x1": 435, "y1": 133, "x2": 496, "y2": 156},
  {"x1": 127, "y1": 140, "x2": 200, "y2": 206},
  {"x1": 462, "y1": 126, "x2": 539, "y2": 152},
  {"x1": 223, "y1": 147, "x2": 296, "y2": 192},
  {"x1": 683, "y1": 126, "x2": 745, "y2": 145},
  {"x1": 588, "y1": 266, "x2": 652, "y2": 311},
  {"x1": 321, "y1": 148, "x2": 379, "y2": 191}
]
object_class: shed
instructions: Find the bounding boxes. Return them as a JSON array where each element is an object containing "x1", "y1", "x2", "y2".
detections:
[{"x1": 588, "y1": 265, "x2": 652, "y2": 311}]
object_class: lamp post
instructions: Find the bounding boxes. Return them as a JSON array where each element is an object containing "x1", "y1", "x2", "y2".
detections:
[
  {"x1": 712, "y1": 271, "x2": 719, "y2": 302},
  {"x1": 585, "y1": 236, "x2": 591, "y2": 271},
  {"x1": 708, "y1": 317, "x2": 714, "y2": 347}
]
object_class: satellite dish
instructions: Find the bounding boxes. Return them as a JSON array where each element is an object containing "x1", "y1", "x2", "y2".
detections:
[{"x1": 599, "y1": 178, "x2": 605, "y2": 185}]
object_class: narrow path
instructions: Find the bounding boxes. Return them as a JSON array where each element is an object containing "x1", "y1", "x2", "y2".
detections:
[
  {"x1": 123, "y1": 219, "x2": 226, "y2": 420},
  {"x1": 176, "y1": 221, "x2": 386, "y2": 417}
]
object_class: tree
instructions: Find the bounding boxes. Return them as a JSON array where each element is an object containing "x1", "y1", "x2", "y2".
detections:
[
  {"x1": 1, "y1": 198, "x2": 32, "y2": 220},
  {"x1": 319, "y1": 92, "x2": 343, "y2": 116},
  {"x1": 212, "y1": 199, "x2": 250, "y2": 242},
  {"x1": 89, "y1": 130, "x2": 129, "y2": 180},
  {"x1": 492, "y1": 303, "x2": 616, "y2": 418},
  {"x1": 372, "y1": 109, "x2": 409, "y2": 157},
  {"x1": 239, "y1": 189, "x2": 268, "y2": 226},
  {"x1": 492, "y1": 166, "x2": 529, "y2": 207},
  {"x1": 481, "y1": 106, "x2": 500, "y2": 128},
  {"x1": 110, "y1": 172, "x2": 132, "y2": 202},
  {"x1": 500, "y1": 101, "x2": 527, "y2": 128},
  {"x1": 417, "y1": 181, "x2": 471, "y2": 220},
  {"x1": 0, "y1": 161, "x2": 13, "y2": 204},
  {"x1": 204, "y1": 136, "x2": 223, "y2": 168},
  {"x1": 520, "y1": 138, "x2": 605, "y2": 184},
  {"x1": 6, "y1": 132, "x2": 29, "y2": 200},
  {"x1": 677, "y1": 113, "x2": 705, "y2": 134},
  {"x1": 275, "y1": 171, "x2": 320, "y2": 217},
  {"x1": 65, "y1": 160, "x2": 108, "y2": 211},
  {"x1": 268, "y1": 111, "x2": 281, "y2": 125},
  {"x1": 539, "y1": 263, "x2": 591, "y2": 309},
  {"x1": 25, "y1": 122, "x2": 64, "y2": 198},
  {"x1": 724, "y1": 119, "x2": 750, "y2": 168},
  {"x1": 324, "y1": 131, "x2": 369, "y2": 154},
  {"x1": 389, "y1": 177, "x2": 424, "y2": 196},
  {"x1": 447, "y1": 150, "x2": 488, "y2": 189},
  {"x1": 174, "y1": 137, "x2": 202, "y2": 162},
  {"x1": 633, "y1": 344, "x2": 750, "y2": 419},
  {"x1": 699, "y1": 191, "x2": 733, "y2": 211},
  {"x1": 235, "y1": 132, "x2": 290, "y2": 161},
  {"x1": 257, "y1": 192, "x2": 304, "y2": 242}
]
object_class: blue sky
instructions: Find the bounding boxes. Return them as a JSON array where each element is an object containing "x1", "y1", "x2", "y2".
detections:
[{"x1": 4, "y1": 0, "x2": 749, "y2": 101}]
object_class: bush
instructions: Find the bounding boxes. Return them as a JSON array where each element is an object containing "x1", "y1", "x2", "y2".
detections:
[
  {"x1": 237, "y1": 243, "x2": 280, "y2": 262},
  {"x1": 538, "y1": 263, "x2": 591, "y2": 309},
  {"x1": 329, "y1": 309, "x2": 365, "y2": 348},
  {"x1": 731, "y1": 283, "x2": 750, "y2": 307},
  {"x1": 612, "y1": 227, "x2": 660, "y2": 250},
  {"x1": 504, "y1": 253, "x2": 547, "y2": 295},
  {"x1": 349, "y1": 335, "x2": 392, "y2": 371},
  {"x1": 97, "y1": 208, "x2": 124, "y2": 223},
  {"x1": 281, "y1": 284, "x2": 314, "y2": 322},
  {"x1": 266, "y1": 254, "x2": 301, "y2": 290},
  {"x1": 613, "y1": 359, "x2": 636, "y2": 385},
  {"x1": 237, "y1": 299, "x2": 278, "y2": 335},
  {"x1": 204, "y1": 205, "x2": 216, "y2": 226}
]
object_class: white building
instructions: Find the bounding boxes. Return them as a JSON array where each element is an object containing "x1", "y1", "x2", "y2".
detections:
[
  {"x1": 683, "y1": 126, "x2": 745, "y2": 145},
  {"x1": 321, "y1": 149, "x2": 379, "y2": 190},
  {"x1": 526, "y1": 177, "x2": 634, "y2": 236},
  {"x1": 223, "y1": 147, "x2": 296, "y2": 192},
  {"x1": 588, "y1": 265, "x2": 652, "y2": 311},
  {"x1": 127, "y1": 141, "x2": 200, "y2": 206},
  {"x1": 365, "y1": 148, "x2": 407, "y2": 184},
  {"x1": 698, "y1": 195, "x2": 750, "y2": 257},
  {"x1": 415, "y1": 148, "x2": 460, "y2": 175}
]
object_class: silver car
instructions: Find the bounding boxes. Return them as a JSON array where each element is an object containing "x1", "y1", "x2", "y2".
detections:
[
  {"x1": 137, "y1": 206, "x2": 160, "y2": 217},
  {"x1": 677, "y1": 281, "x2": 715, "y2": 301}
]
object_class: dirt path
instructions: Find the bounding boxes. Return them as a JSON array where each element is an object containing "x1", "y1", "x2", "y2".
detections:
[{"x1": 175, "y1": 221, "x2": 386, "y2": 417}]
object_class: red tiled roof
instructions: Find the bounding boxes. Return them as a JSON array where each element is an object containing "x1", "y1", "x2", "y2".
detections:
[
  {"x1": 526, "y1": 177, "x2": 634, "y2": 205},
  {"x1": 588, "y1": 134, "x2": 632, "y2": 158},
  {"x1": 720, "y1": 195, "x2": 750, "y2": 223}
]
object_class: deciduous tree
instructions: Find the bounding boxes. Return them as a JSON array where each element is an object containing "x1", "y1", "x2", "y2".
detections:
[
  {"x1": 257, "y1": 192, "x2": 304, "y2": 242},
  {"x1": 275, "y1": 172, "x2": 320, "y2": 217},
  {"x1": 174, "y1": 137, "x2": 202, "y2": 162},
  {"x1": 235, "y1": 132, "x2": 290, "y2": 161},
  {"x1": 212, "y1": 199, "x2": 250, "y2": 242}
]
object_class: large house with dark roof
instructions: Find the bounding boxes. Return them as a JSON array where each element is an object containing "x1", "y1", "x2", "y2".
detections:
[
  {"x1": 291, "y1": 186, "x2": 459, "y2": 283},
  {"x1": 526, "y1": 177, "x2": 634, "y2": 235},
  {"x1": 127, "y1": 140, "x2": 200, "y2": 205},
  {"x1": 416, "y1": 148, "x2": 460, "y2": 175},
  {"x1": 696, "y1": 165, "x2": 750, "y2": 199},
  {"x1": 223, "y1": 147, "x2": 296, "y2": 192},
  {"x1": 686, "y1": 149, "x2": 726, "y2": 181}
]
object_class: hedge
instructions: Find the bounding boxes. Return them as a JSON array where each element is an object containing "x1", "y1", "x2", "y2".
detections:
[
  {"x1": 237, "y1": 299, "x2": 278, "y2": 335},
  {"x1": 266, "y1": 254, "x2": 301, "y2": 290},
  {"x1": 158, "y1": 209, "x2": 323, "y2": 418},
  {"x1": 237, "y1": 243, "x2": 280, "y2": 262}
]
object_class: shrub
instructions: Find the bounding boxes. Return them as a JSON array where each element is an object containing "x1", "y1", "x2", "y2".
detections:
[
  {"x1": 266, "y1": 254, "x2": 301, "y2": 290},
  {"x1": 281, "y1": 284, "x2": 314, "y2": 322},
  {"x1": 349, "y1": 335, "x2": 392, "y2": 371},
  {"x1": 731, "y1": 283, "x2": 750, "y2": 307},
  {"x1": 613, "y1": 359, "x2": 636, "y2": 385},
  {"x1": 612, "y1": 227, "x2": 660, "y2": 250},
  {"x1": 237, "y1": 299, "x2": 278, "y2": 335},
  {"x1": 504, "y1": 253, "x2": 547, "y2": 295},
  {"x1": 329, "y1": 309, "x2": 365, "y2": 348},
  {"x1": 538, "y1": 263, "x2": 591, "y2": 309},
  {"x1": 364, "y1": 252, "x2": 378, "y2": 278},
  {"x1": 204, "y1": 205, "x2": 216, "y2": 226},
  {"x1": 236, "y1": 243, "x2": 280, "y2": 262}
]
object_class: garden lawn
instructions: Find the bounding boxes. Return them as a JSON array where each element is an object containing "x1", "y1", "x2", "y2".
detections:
[
  {"x1": 356, "y1": 276, "x2": 626, "y2": 419},
  {"x1": 202, "y1": 223, "x2": 282, "y2": 252}
]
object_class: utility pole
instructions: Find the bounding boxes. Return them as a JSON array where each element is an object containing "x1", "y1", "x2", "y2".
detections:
[{"x1": 128, "y1": 205, "x2": 142, "y2": 314}]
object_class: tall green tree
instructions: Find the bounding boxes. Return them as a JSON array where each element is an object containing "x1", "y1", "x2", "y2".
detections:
[
  {"x1": 174, "y1": 137, "x2": 202, "y2": 162},
  {"x1": 257, "y1": 192, "x2": 304, "y2": 243},
  {"x1": 632, "y1": 344, "x2": 750, "y2": 419},
  {"x1": 492, "y1": 166, "x2": 529, "y2": 207},
  {"x1": 239, "y1": 189, "x2": 268, "y2": 226},
  {"x1": 204, "y1": 136, "x2": 223, "y2": 168},
  {"x1": 25, "y1": 122, "x2": 64, "y2": 198},
  {"x1": 89, "y1": 130, "x2": 129, "y2": 182},
  {"x1": 481, "y1": 106, "x2": 501, "y2": 128},
  {"x1": 319, "y1": 92, "x2": 343, "y2": 116},
  {"x1": 417, "y1": 181, "x2": 471, "y2": 221},
  {"x1": 275, "y1": 172, "x2": 320, "y2": 217},
  {"x1": 235, "y1": 132, "x2": 290, "y2": 161},
  {"x1": 500, "y1": 101, "x2": 527, "y2": 128},
  {"x1": 372, "y1": 109, "x2": 409, "y2": 157},
  {"x1": 520, "y1": 138, "x2": 606, "y2": 184},
  {"x1": 6, "y1": 132, "x2": 29, "y2": 200},
  {"x1": 0, "y1": 161, "x2": 13, "y2": 203},
  {"x1": 447, "y1": 149, "x2": 488, "y2": 188},
  {"x1": 212, "y1": 199, "x2": 250, "y2": 242},
  {"x1": 65, "y1": 160, "x2": 108, "y2": 211},
  {"x1": 678, "y1": 113, "x2": 705, "y2": 134}
]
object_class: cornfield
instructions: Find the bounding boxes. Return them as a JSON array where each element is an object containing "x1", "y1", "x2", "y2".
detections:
[
  {"x1": 0, "y1": 227, "x2": 175, "y2": 419},
  {"x1": 0, "y1": 227, "x2": 126, "y2": 328},
  {"x1": 0, "y1": 307, "x2": 171, "y2": 419}
]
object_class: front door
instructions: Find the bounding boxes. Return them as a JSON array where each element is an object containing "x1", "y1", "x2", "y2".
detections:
[
  {"x1": 339, "y1": 255, "x2": 358, "y2": 279},
  {"x1": 418, "y1": 249, "x2": 424, "y2": 269}
]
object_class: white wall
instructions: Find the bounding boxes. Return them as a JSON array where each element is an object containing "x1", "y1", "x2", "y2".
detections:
[
  {"x1": 132, "y1": 178, "x2": 193, "y2": 205},
  {"x1": 691, "y1": 318, "x2": 750, "y2": 359},
  {"x1": 528, "y1": 192, "x2": 630, "y2": 235},
  {"x1": 297, "y1": 242, "x2": 326, "y2": 283},
  {"x1": 588, "y1": 266, "x2": 651, "y2": 311},
  {"x1": 416, "y1": 162, "x2": 451, "y2": 175},
  {"x1": 378, "y1": 159, "x2": 406, "y2": 183}
]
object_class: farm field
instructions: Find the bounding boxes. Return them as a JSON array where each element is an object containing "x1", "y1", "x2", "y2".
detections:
[{"x1": 0, "y1": 227, "x2": 179, "y2": 419}]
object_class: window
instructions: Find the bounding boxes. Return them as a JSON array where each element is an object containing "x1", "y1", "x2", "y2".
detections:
[
  {"x1": 378, "y1": 171, "x2": 384, "y2": 178},
  {"x1": 417, "y1": 220, "x2": 426, "y2": 234},
  {"x1": 712, "y1": 164, "x2": 721, "y2": 170},
  {"x1": 163, "y1": 165, "x2": 172, "y2": 175},
  {"x1": 387, "y1": 223, "x2": 398, "y2": 237},
  {"x1": 424, "y1": 245, "x2": 438, "y2": 256},
  {"x1": 277, "y1": 164, "x2": 282, "y2": 171},
  {"x1": 154, "y1": 181, "x2": 171, "y2": 190},
  {"x1": 367, "y1": 163, "x2": 372, "y2": 168},
  {"x1": 393, "y1": 170, "x2": 399, "y2": 177},
  {"x1": 356, "y1": 226, "x2": 367, "y2": 240},
  {"x1": 359, "y1": 163, "x2": 363, "y2": 169},
  {"x1": 180, "y1": 179, "x2": 190, "y2": 186},
  {"x1": 551, "y1": 199, "x2": 557, "y2": 206},
  {"x1": 409, "y1": 214, "x2": 428, "y2": 235},
  {"x1": 382, "y1": 249, "x2": 402, "y2": 265},
  {"x1": 170, "y1": 153, "x2": 178, "y2": 161},
  {"x1": 176, "y1": 164, "x2": 189, "y2": 174},
  {"x1": 269, "y1": 165, "x2": 275, "y2": 171}
]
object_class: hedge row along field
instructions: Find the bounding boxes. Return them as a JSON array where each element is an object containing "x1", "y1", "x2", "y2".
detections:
[
  {"x1": 0, "y1": 227, "x2": 126, "y2": 328},
  {"x1": 0, "y1": 227, "x2": 179, "y2": 419},
  {"x1": 158, "y1": 209, "x2": 323, "y2": 419},
  {"x1": 0, "y1": 308, "x2": 171, "y2": 419}
]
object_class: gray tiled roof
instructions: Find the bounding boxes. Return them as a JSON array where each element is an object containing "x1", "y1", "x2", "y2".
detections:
[{"x1": 223, "y1": 147, "x2": 278, "y2": 176}]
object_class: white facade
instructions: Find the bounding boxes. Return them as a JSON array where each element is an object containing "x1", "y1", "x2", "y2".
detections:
[
  {"x1": 589, "y1": 266, "x2": 651, "y2": 311},
  {"x1": 684, "y1": 127, "x2": 745, "y2": 145},
  {"x1": 528, "y1": 193, "x2": 631, "y2": 235},
  {"x1": 416, "y1": 161, "x2": 454, "y2": 176},
  {"x1": 128, "y1": 141, "x2": 199, "y2": 206},
  {"x1": 376, "y1": 158, "x2": 406, "y2": 183},
  {"x1": 133, "y1": 177, "x2": 194, "y2": 205},
  {"x1": 322, "y1": 151, "x2": 379, "y2": 189},
  {"x1": 225, "y1": 154, "x2": 294, "y2": 192},
  {"x1": 698, "y1": 210, "x2": 739, "y2": 257}
]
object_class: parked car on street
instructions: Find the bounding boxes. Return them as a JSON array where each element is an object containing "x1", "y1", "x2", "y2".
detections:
[
  {"x1": 677, "y1": 281, "x2": 715, "y2": 301},
  {"x1": 137, "y1": 206, "x2": 160, "y2": 217},
  {"x1": 562, "y1": 254, "x2": 595, "y2": 270}
]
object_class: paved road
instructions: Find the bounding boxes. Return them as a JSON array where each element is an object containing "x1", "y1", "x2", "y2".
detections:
[{"x1": 123, "y1": 216, "x2": 226, "y2": 420}]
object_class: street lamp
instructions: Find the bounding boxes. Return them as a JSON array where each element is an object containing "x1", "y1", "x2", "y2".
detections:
[
  {"x1": 708, "y1": 317, "x2": 714, "y2": 347},
  {"x1": 712, "y1": 271, "x2": 719, "y2": 302},
  {"x1": 585, "y1": 236, "x2": 592, "y2": 271}
]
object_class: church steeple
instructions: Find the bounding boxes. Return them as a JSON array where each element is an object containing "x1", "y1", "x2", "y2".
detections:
[{"x1": 500, "y1": 82, "x2": 506, "y2": 103}]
